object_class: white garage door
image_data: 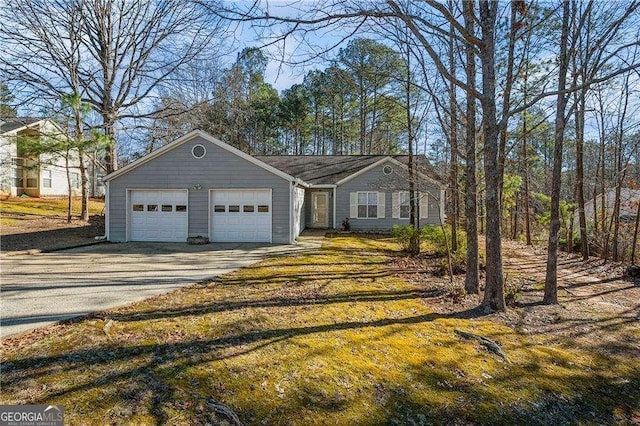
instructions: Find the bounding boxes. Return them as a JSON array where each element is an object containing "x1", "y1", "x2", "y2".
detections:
[
  {"x1": 211, "y1": 189, "x2": 272, "y2": 242},
  {"x1": 129, "y1": 190, "x2": 188, "y2": 242}
]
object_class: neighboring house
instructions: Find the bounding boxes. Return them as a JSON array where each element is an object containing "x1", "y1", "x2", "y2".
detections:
[
  {"x1": 103, "y1": 130, "x2": 445, "y2": 244},
  {"x1": 0, "y1": 117, "x2": 105, "y2": 198},
  {"x1": 578, "y1": 188, "x2": 640, "y2": 225}
]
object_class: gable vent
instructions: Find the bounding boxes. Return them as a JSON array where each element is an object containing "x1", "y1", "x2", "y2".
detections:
[{"x1": 192, "y1": 144, "x2": 206, "y2": 159}]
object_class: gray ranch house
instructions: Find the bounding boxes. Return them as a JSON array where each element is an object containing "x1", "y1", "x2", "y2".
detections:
[{"x1": 104, "y1": 130, "x2": 445, "y2": 244}]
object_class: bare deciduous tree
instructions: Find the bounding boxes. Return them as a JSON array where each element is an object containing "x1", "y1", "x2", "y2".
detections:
[{"x1": 1, "y1": 0, "x2": 223, "y2": 173}]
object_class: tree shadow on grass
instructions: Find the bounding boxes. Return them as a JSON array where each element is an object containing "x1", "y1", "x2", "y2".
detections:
[
  {"x1": 0, "y1": 215, "x2": 104, "y2": 252},
  {"x1": 104, "y1": 288, "x2": 447, "y2": 323},
  {"x1": 2, "y1": 293, "x2": 637, "y2": 424},
  {"x1": 374, "y1": 367, "x2": 640, "y2": 425},
  {"x1": 1, "y1": 308, "x2": 483, "y2": 412}
]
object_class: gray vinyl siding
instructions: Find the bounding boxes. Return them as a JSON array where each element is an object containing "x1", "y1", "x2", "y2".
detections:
[
  {"x1": 304, "y1": 188, "x2": 334, "y2": 228},
  {"x1": 107, "y1": 136, "x2": 292, "y2": 243},
  {"x1": 336, "y1": 160, "x2": 443, "y2": 231}
]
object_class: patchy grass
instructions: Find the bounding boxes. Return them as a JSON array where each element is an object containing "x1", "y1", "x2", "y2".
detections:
[
  {"x1": 1, "y1": 235, "x2": 638, "y2": 425},
  {"x1": 0, "y1": 197, "x2": 104, "y2": 218},
  {"x1": 0, "y1": 197, "x2": 105, "y2": 228}
]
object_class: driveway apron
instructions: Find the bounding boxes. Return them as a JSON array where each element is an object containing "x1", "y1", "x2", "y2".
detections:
[{"x1": 1, "y1": 238, "x2": 321, "y2": 338}]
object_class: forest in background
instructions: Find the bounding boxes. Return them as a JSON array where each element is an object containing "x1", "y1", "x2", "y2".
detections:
[{"x1": 1, "y1": 0, "x2": 639, "y2": 311}]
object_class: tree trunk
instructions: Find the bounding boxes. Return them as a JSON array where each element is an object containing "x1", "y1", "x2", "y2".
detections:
[
  {"x1": 405, "y1": 32, "x2": 419, "y2": 255},
  {"x1": 544, "y1": 0, "x2": 571, "y2": 305},
  {"x1": 463, "y1": 0, "x2": 479, "y2": 295},
  {"x1": 496, "y1": 1, "x2": 519, "y2": 201},
  {"x1": 448, "y1": 4, "x2": 459, "y2": 253},
  {"x1": 611, "y1": 74, "x2": 630, "y2": 262},
  {"x1": 522, "y1": 65, "x2": 532, "y2": 246},
  {"x1": 359, "y1": 76, "x2": 366, "y2": 154},
  {"x1": 479, "y1": 1, "x2": 504, "y2": 312},
  {"x1": 597, "y1": 91, "x2": 608, "y2": 258},
  {"x1": 79, "y1": 154, "x2": 89, "y2": 222},
  {"x1": 65, "y1": 151, "x2": 72, "y2": 223},
  {"x1": 574, "y1": 90, "x2": 589, "y2": 260},
  {"x1": 103, "y1": 114, "x2": 118, "y2": 173}
]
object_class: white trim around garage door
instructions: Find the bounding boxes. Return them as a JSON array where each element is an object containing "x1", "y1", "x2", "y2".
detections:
[
  {"x1": 126, "y1": 188, "x2": 189, "y2": 242},
  {"x1": 209, "y1": 188, "x2": 273, "y2": 243}
]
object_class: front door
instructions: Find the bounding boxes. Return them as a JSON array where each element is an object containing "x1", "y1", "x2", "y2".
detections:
[{"x1": 311, "y1": 192, "x2": 329, "y2": 228}]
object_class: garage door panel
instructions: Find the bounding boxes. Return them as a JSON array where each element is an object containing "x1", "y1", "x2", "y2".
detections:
[
  {"x1": 211, "y1": 189, "x2": 272, "y2": 243},
  {"x1": 130, "y1": 190, "x2": 188, "y2": 242}
]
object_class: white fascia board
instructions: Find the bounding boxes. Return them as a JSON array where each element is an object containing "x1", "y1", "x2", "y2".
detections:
[
  {"x1": 294, "y1": 178, "x2": 310, "y2": 188},
  {"x1": 334, "y1": 156, "x2": 444, "y2": 188},
  {"x1": 345, "y1": 156, "x2": 445, "y2": 190},
  {"x1": 334, "y1": 157, "x2": 394, "y2": 186},
  {"x1": 1, "y1": 119, "x2": 48, "y2": 136},
  {"x1": 104, "y1": 130, "x2": 298, "y2": 184},
  {"x1": 2, "y1": 119, "x2": 67, "y2": 138},
  {"x1": 386, "y1": 157, "x2": 446, "y2": 189},
  {"x1": 308, "y1": 184, "x2": 337, "y2": 188}
]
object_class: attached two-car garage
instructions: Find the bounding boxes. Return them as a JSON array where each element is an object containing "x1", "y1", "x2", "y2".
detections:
[
  {"x1": 128, "y1": 188, "x2": 272, "y2": 243},
  {"x1": 106, "y1": 131, "x2": 294, "y2": 244}
]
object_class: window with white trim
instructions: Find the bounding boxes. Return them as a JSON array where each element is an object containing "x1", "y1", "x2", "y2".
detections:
[
  {"x1": 357, "y1": 191, "x2": 378, "y2": 218},
  {"x1": 71, "y1": 172, "x2": 80, "y2": 189},
  {"x1": 398, "y1": 191, "x2": 410, "y2": 219},
  {"x1": 42, "y1": 170, "x2": 52, "y2": 188},
  {"x1": 26, "y1": 165, "x2": 38, "y2": 188},
  {"x1": 14, "y1": 159, "x2": 24, "y2": 188}
]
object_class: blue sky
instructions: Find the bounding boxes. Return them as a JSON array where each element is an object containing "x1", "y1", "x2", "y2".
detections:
[{"x1": 227, "y1": 1, "x2": 367, "y2": 92}]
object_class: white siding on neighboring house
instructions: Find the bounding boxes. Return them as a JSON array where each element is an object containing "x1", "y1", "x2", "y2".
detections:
[
  {"x1": 0, "y1": 119, "x2": 84, "y2": 197},
  {"x1": 0, "y1": 134, "x2": 18, "y2": 196}
]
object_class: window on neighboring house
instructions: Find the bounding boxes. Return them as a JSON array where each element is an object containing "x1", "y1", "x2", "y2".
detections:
[
  {"x1": 42, "y1": 170, "x2": 52, "y2": 188},
  {"x1": 14, "y1": 159, "x2": 24, "y2": 188},
  {"x1": 398, "y1": 191, "x2": 410, "y2": 219},
  {"x1": 357, "y1": 191, "x2": 378, "y2": 218},
  {"x1": 71, "y1": 172, "x2": 80, "y2": 189},
  {"x1": 26, "y1": 163, "x2": 38, "y2": 188}
]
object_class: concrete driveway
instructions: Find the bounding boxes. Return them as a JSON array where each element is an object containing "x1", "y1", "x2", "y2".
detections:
[{"x1": 1, "y1": 237, "x2": 321, "y2": 338}]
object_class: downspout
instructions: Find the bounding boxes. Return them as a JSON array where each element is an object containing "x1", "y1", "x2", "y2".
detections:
[
  {"x1": 104, "y1": 181, "x2": 110, "y2": 240},
  {"x1": 289, "y1": 181, "x2": 295, "y2": 244},
  {"x1": 440, "y1": 189, "x2": 446, "y2": 224},
  {"x1": 333, "y1": 186, "x2": 337, "y2": 229}
]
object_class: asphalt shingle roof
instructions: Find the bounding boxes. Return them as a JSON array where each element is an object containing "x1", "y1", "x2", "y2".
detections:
[{"x1": 256, "y1": 155, "x2": 443, "y2": 186}]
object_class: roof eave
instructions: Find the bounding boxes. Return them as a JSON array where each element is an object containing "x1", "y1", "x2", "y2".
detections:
[{"x1": 1, "y1": 118, "x2": 59, "y2": 136}]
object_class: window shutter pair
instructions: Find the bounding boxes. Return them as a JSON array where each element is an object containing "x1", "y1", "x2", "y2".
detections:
[
  {"x1": 391, "y1": 192, "x2": 429, "y2": 219},
  {"x1": 349, "y1": 192, "x2": 386, "y2": 218}
]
